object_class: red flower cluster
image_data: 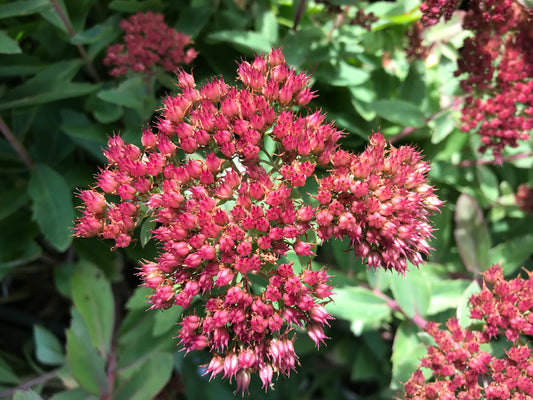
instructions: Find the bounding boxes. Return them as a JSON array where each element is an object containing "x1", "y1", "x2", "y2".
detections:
[
  {"x1": 457, "y1": 1, "x2": 532, "y2": 162},
  {"x1": 419, "y1": 0, "x2": 459, "y2": 27},
  {"x1": 75, "y1": 49, "x2": 440, "y2": 392},
  {"x1": 419, "y1": 0, "x2": 532, "y2": 162},
  {"x1": 515, "y1": 184, "x2": 533, "y2": 213},
  {"x1": 404, "y1": 265, "x2": 533, "y2": 399},
  {"x1": 103, "y1": 12, "x2": 197, "y2": 77}
]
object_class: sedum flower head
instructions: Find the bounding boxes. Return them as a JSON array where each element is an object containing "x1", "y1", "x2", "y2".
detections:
[
  {"x1": 403, "y1": 265, "x2": 533, "y2": 399},
  {"x1": 75, "y1": 48, "x2": 441, "y2": 392},
  {"x1": 103, "y1": 11, "x2": 197, "y2": 77}
]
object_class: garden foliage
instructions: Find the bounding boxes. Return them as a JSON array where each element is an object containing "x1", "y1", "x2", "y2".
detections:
[{"x1": 0, "y1": 0, "x2": 532, "y2": 399}]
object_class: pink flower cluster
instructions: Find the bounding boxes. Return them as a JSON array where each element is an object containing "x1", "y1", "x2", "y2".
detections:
[
  {"x1": 103, "y1": 12, "x2": 197, "y2": 77},
  {"x1": 75, "y1": 48, "x2": 440, "y2": 392},
  {"x1": 404, "y1": 265, "x2": 533, "y2": 399},
  {"x1": 314, "y1": 134, "x2": 441, "y2": 274}
]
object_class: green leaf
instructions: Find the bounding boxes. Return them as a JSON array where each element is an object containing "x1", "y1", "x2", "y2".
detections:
[
  {"x1": 390, "y1": 268, "x2": 431, "y2": 318},
  {"x1": 0, "y1": 30, "x2": 21, "y2": 54},
  {"x1": 426, "y1": 279, "x2": 471, "y2": 315},
  {"x1": 71, "y1": 260, "x2": 115, "y2": 354},
  {"x1": 0, "y1": 0, "x2": 51, "y2": 19},
  {"x1": 429, "y1": 111, "x2": 455, "y2": 144},
  {"x1": 66, "y1": 309, "x2": 108, "y2": 395},
  {"x1": 325, "y1": 61, "x2": 370, "y2": 87},
  {"x1": 114, "y1": 353, "x2": 173, "y2": 400},
  {"x1": 176, "y1": 5, "x2": 213, "y2": 37},
  {"x1": 325, "y1": 286, "x2": 391, "y2": 335},
  {"x1": 152, "y1": 307, "x2": 182, "y2": 337},
  {"x1": 257, "y1": 9, "x2": 278, "y2": 44},
  {"x1": 454, "y1": 193, "x2": 491, "y2": 275},
  {"x1": 71, "y1": 24, "x2": 112, "y2": 45},
  {"x1": 49, "y1": 387, "x2": 94, "y2": 400},
  {"x1": 370, "y1": 99, "x2": 426, "y2": 127},
  {"x1": 398, "y1": 60, "x2": 426, "y2": 106},
  {"x1": 0, "y1": 60, "x2": 100, "y2": 110},
  {"x1": 457, "y1": 280, "x2": 481, "y2": 329},
  {"x1": 28, "y1": 163, "x2": 74, "y2": 252},
  {"x1": 489, "y1": 233, "x2": 533, "y2": 275},
  {"x1": 97, "y1": 77, "x2": 148, "y2": 116},
  {"x1": 0, "y1": 355, "x2": 19, "y2": 384},
  {"x1": 366, "y1": 267, "x2": 392, "y2": 292},
  {"x1": 13, "y1": 390, "x2": 42, "y2": 400},
  {"x1": 476, "y1": 165, "x2": 499, "y2": 204},
  {"x1": 206, "y1": 31, "x2": 274, "y2": 54},
  {"x1": 140, "y1": 218, "x2": 156, "y2": 247},
  {"x1": 34, "y1": 324, "x2": 65, "y2": 366},
  {"x1": 0, "y1": 82, "x2": 98, "y2": 111},
  {"x1": 0, "y1": 185, "x2": 28, "y2": 220},
  {"x1": 391, "y1": 321, "x2": 427, "y2": 391}
]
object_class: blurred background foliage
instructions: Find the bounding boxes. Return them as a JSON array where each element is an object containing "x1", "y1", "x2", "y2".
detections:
[{"x1": 0, "y1": 0, "x2": 532, "y2": 399}]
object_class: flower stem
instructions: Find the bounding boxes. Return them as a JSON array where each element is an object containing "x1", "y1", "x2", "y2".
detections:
[
  {"x1": 0, "y1": 115, "x2": 33, "y2": 169},
  {"x1": 50, "y1": 0, "x2": 100, "y2": 82},
  {"x1": 0, "y1": 370, "x2": 58, "y2": 397}
]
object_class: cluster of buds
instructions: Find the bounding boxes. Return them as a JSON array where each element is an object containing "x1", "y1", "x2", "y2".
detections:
[
  {"x1": 418, "y1": 0, "x2": 532, "y2": 162},
  {"x1": 103, "y1": 12, "x2": 197, "y2": 77},
  {"x1": 419, "y1": 0, "x2": 459, "y2": 27},
  {"x1": 458, "y1": 1, "x2": 532, "y2": 162},
  {"x1": 515, "y1": 184, "x2": 533, "y2": 213},
  {"x1": 404, "y1": 265, "x2": 533, "y2": 399},
  {"x1": 75, "y1": 48, "x2": 441, "y2": 392},
  {"x1": 315, "y1": 134, "x2": 441, "y2": 274}
]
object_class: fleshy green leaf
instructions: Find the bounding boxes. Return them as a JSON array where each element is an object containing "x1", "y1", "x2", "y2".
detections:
[
  {"x1": 390, "y1": 268, "x2": 431, "y2": 318},
  {"x1": 476, "y1": 165, "x2": 499, "y2": 204},
  {"x1": 325, "y1": 286, "x2": 391, "y2": 335},
  {"x1": 66, "y1": 309, "x2": 108, "y2": 395},
  {"x1": 0, "y1": 30, "x2": 21, "y2": 54},
  {"x1": 489, "y1": 233, "x2": 533, "y2": 275},
  {"x1": 370, "y1": 99, "x2": 426, "y2": 127},
  {"x1": 0, "y1": 0, "x2": 51, "y2": 19},
  {"x1": 34, "y1": 324, "x2": 66, "y2": 366},
  {"x1": 326, "y1": 61, "x2": 370, "y2": 87},
  {"x1": 206, "y1": 31, "x2": 274, "y2": 54},
  {"x1": 28, "y1": 163, "x2": 74, "y2": 252},
  {"x1": 0, "y1": 355, "x2": 19, "y2": 384},
  {"x1": 426, "y1": 279, "x2": 471, "y2": 315},
  {"x1": 152, "y1": 307, "x2": 182, "y2": 337},
  {"x1": 114, "y1": 353, "x2": 173, "y2": 400},
  {"x1": 0, "y1": 60, "x2": 100, "y2": 110},
  {"x1": 71, "y1": 260, "x2": 115, "y2": 354},
  {"x1": 96, "y1": 76, "x2": 151, "y2": 117},
  {"x1": 457, "y1": 280, "x2": 482, "y2": 328},
  {"x1": 454, "y1": 193, "x2": 491, "y2": 275},
  {"x1": 0, "y1": 185, "x2": 28, "y2": 220},
  {"x1": 391, "y1": 321, "x2": 427, "y2": 391},
  {"x1": 140, "y1": 218, "x2": 156, "y2": 247},
  {"x1": 13, "y1": 390, "x2": 42, "y2": 400}
]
